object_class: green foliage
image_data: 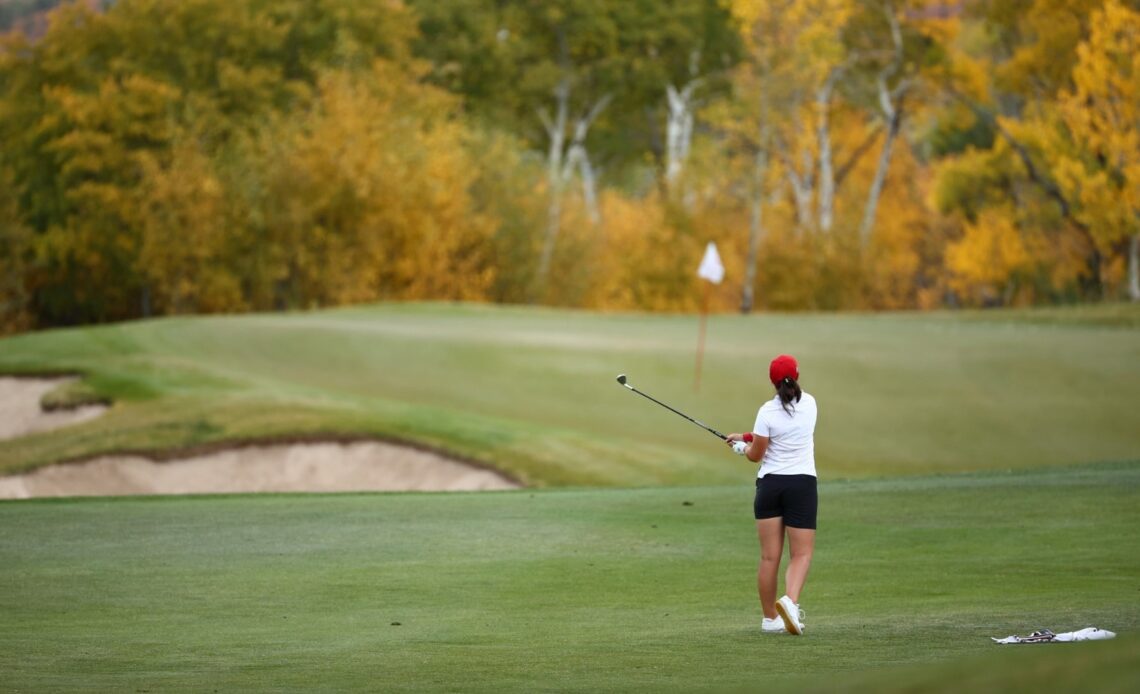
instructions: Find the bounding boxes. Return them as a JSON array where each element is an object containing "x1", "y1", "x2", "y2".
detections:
[
  {"x1": 0, "y1": 167, "x2": 33, "y2": 334},
  {"x1": 923, "y1": 108, "x2": 995, "y2": 158},
  {"x1": 407, "y1": 0, "x2": 742, "y2": 174},
  {"x1": 37, "y1": 376, "x2": 107, "y2": 410}
]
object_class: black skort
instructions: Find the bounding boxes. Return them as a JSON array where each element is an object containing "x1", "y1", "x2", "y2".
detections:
[{"x1": 754, "y1": 474, "x2": 818, "y2": 529}]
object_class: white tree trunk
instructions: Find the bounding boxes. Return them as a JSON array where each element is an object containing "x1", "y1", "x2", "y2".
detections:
[
  {"x1": 858, "y1": 2, "x2": 907, "y2": 246},
  {"x1": 781, "y1": 142, "x2": 814, "y2": 230},
  {"x1": 577, "y1": 150, "x2": 601, "y2": 226},
  {"x1": 816, "y1": 70, "x2": 842, "y2": 234},
  {"x1": 858, "y1": 117, "x2": 898, "y2": 245},
  {"x1": 534, "y1": 79, "x2": 571, "y2": 300},
  {"x1": 533, "y1": 86, "x2": 610, "y2": 300},
  {"x1": 858, "y1": 82, "x2": 903, "y2": 246},
  {"x1": 665, "y1": 79, "x2": 701, "y2": 190},
  {"x1": 567, "y1": 94, "x2": 610, "y2": 226}
]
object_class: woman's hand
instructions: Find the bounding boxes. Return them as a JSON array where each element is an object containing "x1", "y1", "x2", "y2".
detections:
[
  {"x1": 726, "y1": 433, "x2": 751, "y2": 455},
  {"x1": 726, "y1": 432, "x2": 766, "y2": 462}
]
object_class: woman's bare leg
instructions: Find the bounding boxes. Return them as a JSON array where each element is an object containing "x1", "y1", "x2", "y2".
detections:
[
  {"x1": 784, "y1": 526, "x2": 815, "y2": 603},
  {"x1": 756, "y1": 518, "x2": 785, "y2": 619}
]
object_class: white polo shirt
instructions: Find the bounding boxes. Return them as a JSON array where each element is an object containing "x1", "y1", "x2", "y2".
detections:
[{"x1": 752, "y1": 391, "x2": 817, "y2": 478}]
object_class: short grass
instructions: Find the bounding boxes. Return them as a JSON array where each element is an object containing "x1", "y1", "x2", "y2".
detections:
[
  {"x1": 1, "y1": 462, "x2": 1137, "y2": 692},
  {"x1": 2, "y1": 302, "x2": 1138, "y2": 485}
]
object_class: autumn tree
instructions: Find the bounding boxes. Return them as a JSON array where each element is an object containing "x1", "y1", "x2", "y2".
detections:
[
  {"x1": 725, "y1": 0, "x2": 937, "y2": 311},
  {"x1": 408, "y1": 0, "x2": 740, "y2": 300},
  {"x1": 0, "y1": 0, "x2": 423, "y2": 325},
  {"x1": 1051, "y1": 0, "x2": 1140, "y2": 300},
  {"x1": 929, "y1": 0, "x2": 1114, "y2": 303},
  {"x1": 0, "y1": 167, "x2": 34, "y2": 334}
]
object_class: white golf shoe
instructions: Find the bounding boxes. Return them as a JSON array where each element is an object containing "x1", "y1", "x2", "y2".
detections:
[
  {"x1": 775, "y1": 595, "x2": 805, "y2": 635},
  {"x1": 761, "y1": 617, "x2": 786, "y2": 634}
]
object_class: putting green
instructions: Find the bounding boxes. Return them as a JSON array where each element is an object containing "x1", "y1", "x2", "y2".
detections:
[{"x1": 1, "y1": 302, "x2": 1138, "y2": 486}]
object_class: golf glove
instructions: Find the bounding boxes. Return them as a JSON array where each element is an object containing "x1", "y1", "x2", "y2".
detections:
[{"x1": 731, "y1": 440, "x2": 748, "y2": 455}]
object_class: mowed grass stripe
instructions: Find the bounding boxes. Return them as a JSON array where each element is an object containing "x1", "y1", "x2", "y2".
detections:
[
  {"x1": 2, "y1": 303, "x2": 1138, "y2": 485},
  {"x1": 1, "y1": 463, "x2": 1136, "y2": 692}
]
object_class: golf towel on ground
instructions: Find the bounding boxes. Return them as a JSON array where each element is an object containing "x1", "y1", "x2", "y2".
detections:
[{"x1": 991, "y1": 627, "x2": 1116, "y2": 644}]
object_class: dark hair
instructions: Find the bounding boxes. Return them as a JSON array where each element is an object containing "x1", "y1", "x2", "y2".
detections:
[{"x1": 777, "y1": 376, "x2": 802, "y2": 415}]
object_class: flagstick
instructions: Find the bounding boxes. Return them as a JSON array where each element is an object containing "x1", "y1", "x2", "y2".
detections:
[
  {"x1": 694, "y1": 280, "x2": 710, "y2": 392},
  {"x1": 694, "y1": 241, "x2": 724, "y2": 393}
]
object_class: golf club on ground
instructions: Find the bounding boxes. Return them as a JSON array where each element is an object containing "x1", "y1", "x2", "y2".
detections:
[{"x1": 615, "y1": 374, "x2": 727, "y2": 441}]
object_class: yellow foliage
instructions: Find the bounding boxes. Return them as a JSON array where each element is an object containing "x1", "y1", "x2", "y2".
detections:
[
  {"x1": 995, "y1": 0, "x2": 1106, "y2": 98},
  {"x1": 1053, "y1": 0, "x2": 1139, "y2": 249},
  {"x1": 583, "y1": 191, "x2": 731, "y2": 313},
  {"x1": 255, "y1": 61, "x2": 497, "y2": 307},
  {"x1": 945, "y1": 208, "x2": 1032, "y2": 303},
  {"x1": 137, "y1": 143, "x2": 245, "y2": 314}
]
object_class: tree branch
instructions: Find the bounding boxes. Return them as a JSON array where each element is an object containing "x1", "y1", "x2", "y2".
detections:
[
  {"x1": 834, "y1": 122, "x2": 884, "y2": 187},
  {"x1": 947, "y1": 86, "x2": 1079, "y2": 225}
]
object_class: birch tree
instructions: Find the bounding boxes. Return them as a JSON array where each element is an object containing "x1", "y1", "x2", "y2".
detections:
[
  {"x1": 734, "y1": 0, "x2": 857, "y2": 237},
  {"x1": 857, "y1": 1, "x2": 912, "y2": 246},
  {"x1": 728, "y1": 0, "x2": 856, "y2": 313},
  {"x1": 535, "y1": 73, "x2": 612, "y2": 296},
  {"x1": 665, "y1": 67, "x2": 701, "y2": 193}
]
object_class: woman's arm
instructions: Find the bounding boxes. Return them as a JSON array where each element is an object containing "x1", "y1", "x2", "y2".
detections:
[{"x1": 746, "y1": 435, "x2": 768, "y2": 464}]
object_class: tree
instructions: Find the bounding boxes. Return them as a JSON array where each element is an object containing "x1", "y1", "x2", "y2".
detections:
[
  {"x1": 727, "y1": 0, "x2": 932, "y2": 311},
  {"x1": 0, "y1": 0, "x2": 424, "y2": 326},
  {"x1": 929, "y1": 0, "x2": 1112, "y2": 302},
  {"x1": 1051, "y1": 0, "x2": 1140, "y2": 300},
  {"x1": 251, "y1": 64, "x2": 498, "y2": 307},
  {"x1": 408, "y1": 0, "x2": 740, "y2": 300},
  {"x1": 0, "y1": 167, "x2": 34, "y2": 334}
]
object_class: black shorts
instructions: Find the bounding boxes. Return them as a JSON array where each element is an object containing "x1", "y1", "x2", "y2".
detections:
[{"x1": 754, "y1": 474, "x2": 818, "y2": 529}]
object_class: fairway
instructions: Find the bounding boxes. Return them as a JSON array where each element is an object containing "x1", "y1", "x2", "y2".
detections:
[
  {"x1": 1, "y1": 303, "x2": 1138, "y2": 485},
  {"x1": 1, "y1": 463, "x2": 1137, "y2": 691},
  {"x1": 1, "y1": 303, "x2": 1138, "y2": 690}
]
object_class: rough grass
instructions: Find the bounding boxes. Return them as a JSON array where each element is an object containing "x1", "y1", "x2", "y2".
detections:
[
  {"x1": 0, "y1": 463, "x2": 1136, "y2": 692},
  {"x1": 1, "y1": 302, "x2": 1138, "y2": 485}
]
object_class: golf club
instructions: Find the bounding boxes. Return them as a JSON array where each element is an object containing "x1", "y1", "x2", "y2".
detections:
[{"x1": 615, "y1": 374, "x2": 727, "y2": 441}]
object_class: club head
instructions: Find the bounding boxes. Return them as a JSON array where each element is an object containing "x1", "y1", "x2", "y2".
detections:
[{"x1": 616, "y1": 374, "x2": 627, "y2": 385}]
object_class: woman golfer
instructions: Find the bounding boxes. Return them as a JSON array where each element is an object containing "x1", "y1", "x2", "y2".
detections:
[{"x1": 725, "y1": 354, "x2": 817, "y2": 636}]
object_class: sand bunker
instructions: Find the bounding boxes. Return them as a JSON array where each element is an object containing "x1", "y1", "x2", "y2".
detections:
[
  {"x1": 0, "y1": 441, "x2": 519, "y2": 499},
  {"x1": 0, "y1": 376, "x2": 108, "y2": 441},
  {"x1": 0, "y1": 376, "x2": 519, "y2": 499}
]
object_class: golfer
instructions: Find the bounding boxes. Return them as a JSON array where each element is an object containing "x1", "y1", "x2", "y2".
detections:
[{"x1": 725, "y1": 354, "x2": 817, "y2": 636}]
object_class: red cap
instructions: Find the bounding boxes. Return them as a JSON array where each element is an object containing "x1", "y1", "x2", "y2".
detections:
[{"x1": 769, "y1": 355, "x2": 799, "y2": 386}]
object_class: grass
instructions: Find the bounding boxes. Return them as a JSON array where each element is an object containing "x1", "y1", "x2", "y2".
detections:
[
  {"x1": 1, "y1": 462, "x2": 1137, "y2": 692},
  {"x1": 1, "y1": 302, "x2": 1139, "y2": 485},
  {"x1": 1, "y1": 303, "x2": 1137, "y2": 690}
]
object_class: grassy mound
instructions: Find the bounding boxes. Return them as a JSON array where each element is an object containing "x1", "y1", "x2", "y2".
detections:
[
  {"x1": 1, "y1": 463, "x2": 1136, "y2": 691},
  {"x1": 2, "y1": 303, "x2": 1138, "y2": 485}
]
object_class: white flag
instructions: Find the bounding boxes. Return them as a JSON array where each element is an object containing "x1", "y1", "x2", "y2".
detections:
[{"x1": 697, "y1": 242, "x2": 725, "y2": 284}]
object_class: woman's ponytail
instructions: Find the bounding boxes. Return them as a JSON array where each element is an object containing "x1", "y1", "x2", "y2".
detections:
[{"x1": 777, "y1": 376, "x2": 802, "y2": 415}]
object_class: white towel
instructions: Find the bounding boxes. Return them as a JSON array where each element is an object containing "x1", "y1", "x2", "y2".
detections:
[
  {"x1": 991, "y1": 627, "x2": 1116, "y2": 644},
  {"x1": 1053, "y1": 627, "x2": 1116, "y2": 642}
]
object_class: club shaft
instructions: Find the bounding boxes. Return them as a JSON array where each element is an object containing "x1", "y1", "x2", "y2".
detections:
[{"x1": 624, "y1": 385, "x2": 726, "y2": 440}]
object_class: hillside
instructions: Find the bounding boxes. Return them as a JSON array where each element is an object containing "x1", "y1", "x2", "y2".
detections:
[{"x1": 2, "y1": 303, "x2": 1137, "y2": 485}]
